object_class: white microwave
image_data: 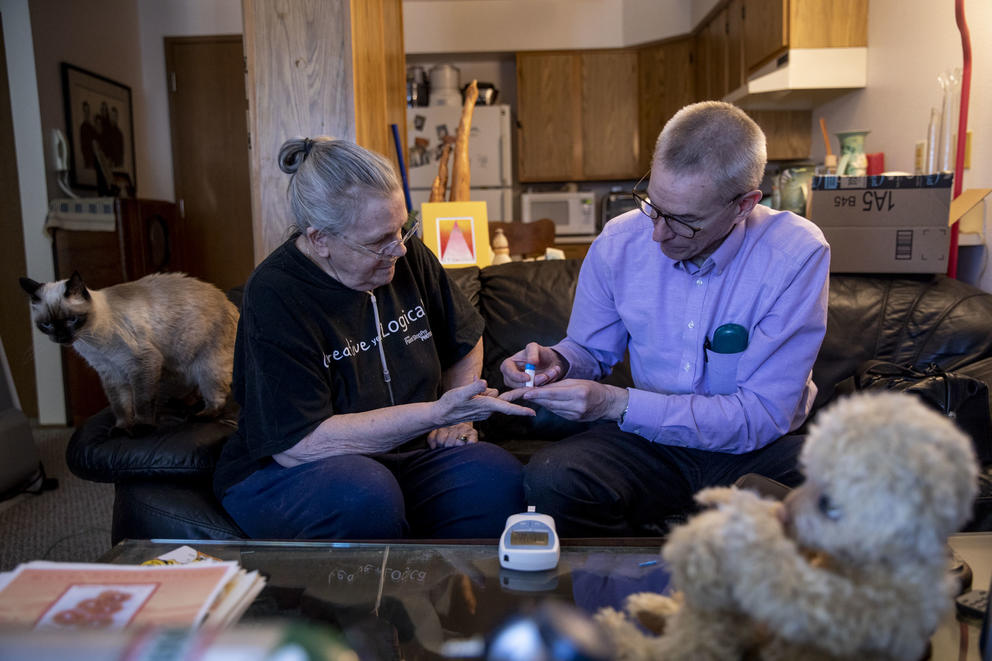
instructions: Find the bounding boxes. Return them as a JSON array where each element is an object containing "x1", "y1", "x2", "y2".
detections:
[{"x1": 521, "y1": 191, "x2": 597, "y2": 237}]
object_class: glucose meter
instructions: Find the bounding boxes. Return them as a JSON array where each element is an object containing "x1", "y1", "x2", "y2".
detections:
[{"x1": 498, "y1": 506, "x2": 560, "y2": 571}]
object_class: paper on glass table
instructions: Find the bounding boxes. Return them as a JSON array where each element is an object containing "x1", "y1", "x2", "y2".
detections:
[
  {"x1": 0, "y1": 560, "x2": 239, "y2": 630},
  {"x1": 143, "y1": 544, "x2": 267, "y2": 628}
]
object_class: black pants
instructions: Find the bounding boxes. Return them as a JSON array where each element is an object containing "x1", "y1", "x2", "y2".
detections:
[{"x1": 522, "y1": 423, "x2": 805, "y2": 537}]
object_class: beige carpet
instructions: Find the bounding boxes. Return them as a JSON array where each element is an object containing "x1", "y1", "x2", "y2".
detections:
[{"x1": 0, "y1": 426, "x2": 114, "y2": 572}]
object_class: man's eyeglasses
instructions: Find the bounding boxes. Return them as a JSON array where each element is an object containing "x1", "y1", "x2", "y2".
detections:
[
  {"x1": 631, "y1": 172, "x2": 741, "y2": 239},
  {"x1": 335, "y1": 215, "x2": 422, "y2": 260}
]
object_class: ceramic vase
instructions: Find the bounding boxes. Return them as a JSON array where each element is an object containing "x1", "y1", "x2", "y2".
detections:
[{"x1": 836, "y1": 130, "x2": 870, "y2": 176}]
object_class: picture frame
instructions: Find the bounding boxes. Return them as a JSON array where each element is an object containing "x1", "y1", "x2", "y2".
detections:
[
  {"x1": 420, "y1": 201, "x2": 493, "y2": 268},
  {"x1": 60, "y1": 63, "x2": 136, "y2": 193}
]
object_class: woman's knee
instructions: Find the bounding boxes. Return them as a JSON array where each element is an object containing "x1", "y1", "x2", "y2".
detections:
[{"x1": 226, "y1": 456, "x2": 408, "y2": 539}]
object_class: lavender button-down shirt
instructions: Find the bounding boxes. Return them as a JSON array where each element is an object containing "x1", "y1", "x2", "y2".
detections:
[{"x1": 553, "y1": 204, "x2": 830, "y2": 453}]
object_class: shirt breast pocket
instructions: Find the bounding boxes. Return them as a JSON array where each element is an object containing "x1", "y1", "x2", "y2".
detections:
[{"x1": 705, "y1": 348, "x2": 743, "y2": 395}]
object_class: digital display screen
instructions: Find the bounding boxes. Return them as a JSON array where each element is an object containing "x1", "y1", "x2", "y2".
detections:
[{"x1": 510, "y1": 531, "x2": 549, "y2": 546}]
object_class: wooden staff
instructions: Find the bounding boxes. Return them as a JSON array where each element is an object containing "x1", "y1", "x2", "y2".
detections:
[
  {"x1": 450, "y1": 80, "x2": 479, "y2": 202},
  {"x1": 429, "y1": 142, "x2": 452, "y2": 202}
]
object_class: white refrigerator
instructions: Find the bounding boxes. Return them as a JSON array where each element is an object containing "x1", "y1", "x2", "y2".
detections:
[{"x1": 406, "y1": 104, "x2": 513, "y2": 220}]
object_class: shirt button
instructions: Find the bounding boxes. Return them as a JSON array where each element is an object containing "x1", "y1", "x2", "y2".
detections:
[
  {"x1": 688, "y1": 321, "x2": 695, "y2": 329},
  {"x1": 683, "y1": 362, "x2": 691, "y2": 371},
  {"x1": 696, "y1": 279, "x2": 703, "y2": 286}
]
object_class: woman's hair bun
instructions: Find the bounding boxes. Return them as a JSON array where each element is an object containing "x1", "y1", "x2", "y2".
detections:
[{"x1": 278, "y1": 137, "x2": 309, "y2": 174}]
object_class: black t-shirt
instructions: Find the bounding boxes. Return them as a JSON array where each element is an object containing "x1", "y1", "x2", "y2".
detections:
[{"x1": 213, "y1": 235, "x2": 484, "y2": 496}]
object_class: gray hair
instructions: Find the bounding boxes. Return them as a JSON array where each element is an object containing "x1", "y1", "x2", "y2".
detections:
[
  {"x1": 278, "y1": 136, "x2": 400, "y2": 235},
  {"x1": 653, "y1": 101, "x2": 767, "y2": 195}
]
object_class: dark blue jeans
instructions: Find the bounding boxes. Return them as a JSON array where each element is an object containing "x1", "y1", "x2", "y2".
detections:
[
  {"x1": 523, "y1": 423, "x2": 805, "y2": 537},
  {"x1": 222, "y1": 441, "x2": 525, "y2": 539}
]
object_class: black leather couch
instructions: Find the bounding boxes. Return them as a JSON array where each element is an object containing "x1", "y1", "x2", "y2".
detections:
[{"x1": 67, "y1": 260, "x2": 992, "y2": 543}]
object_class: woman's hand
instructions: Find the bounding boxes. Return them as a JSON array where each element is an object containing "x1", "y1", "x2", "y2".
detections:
[
  {"x1": 500, "y1": 379, "x2": 628, "y2": 422},
  {"x1": 428, "y1": 422, "x2": 478, "y2": 448},
  {"x1": 435, "y1": 379, "x2": 535, "y2": 427},
  {"x1": 499, "y1": 342, "x2": 566, "y2": 389}
]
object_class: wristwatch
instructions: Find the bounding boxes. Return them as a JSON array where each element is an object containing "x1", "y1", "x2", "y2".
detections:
[{"x1": 617, "y1": 395, "x2": 630, "y2": 426}]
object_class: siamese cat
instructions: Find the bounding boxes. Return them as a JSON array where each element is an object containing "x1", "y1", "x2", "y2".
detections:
[{"x1": 19, "y1": 271, "x2": 238, "y2": 431}]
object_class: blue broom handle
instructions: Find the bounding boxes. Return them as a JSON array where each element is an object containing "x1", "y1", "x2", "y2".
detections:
[{"x1": 391, "y1": 123, "x2": 413, "y2": 213}]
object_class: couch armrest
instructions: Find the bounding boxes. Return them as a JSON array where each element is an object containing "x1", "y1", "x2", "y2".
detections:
[{"x1": 66, "y1": 406, "x2": 236, "y2": 483}]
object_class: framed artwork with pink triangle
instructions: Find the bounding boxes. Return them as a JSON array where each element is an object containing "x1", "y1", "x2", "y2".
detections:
[{"x1": 420, "y1": 201, "x2": 493, "y2": 268}]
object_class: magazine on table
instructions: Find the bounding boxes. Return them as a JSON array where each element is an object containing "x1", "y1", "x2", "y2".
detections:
[{"x1": 0, "y1": 545, "x2": 265, "y2": 630}]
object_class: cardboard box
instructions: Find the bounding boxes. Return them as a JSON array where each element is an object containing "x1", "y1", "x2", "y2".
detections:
[{"x1": 808, "y1": 173, "x2": 953, "y2": 273}]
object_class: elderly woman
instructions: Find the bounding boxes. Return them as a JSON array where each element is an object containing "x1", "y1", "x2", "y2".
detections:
[{"x1": 214, "y1": 137, "x2": 533, "y2": 539}]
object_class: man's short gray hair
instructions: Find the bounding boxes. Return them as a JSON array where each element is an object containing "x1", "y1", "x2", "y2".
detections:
[
  {"x1": 278, "y1": 136, "x2": 400, "y2": 235},
  {"x1": 653, "y1": 101, "x2": 767, "y2": 195}
]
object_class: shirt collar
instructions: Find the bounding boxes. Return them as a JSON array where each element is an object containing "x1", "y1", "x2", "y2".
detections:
[{"x1": 672, "y1": 214, "x2": 750, "y2": 276}]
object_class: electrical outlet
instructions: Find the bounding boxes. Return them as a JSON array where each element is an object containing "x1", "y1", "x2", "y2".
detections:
[{"x1": 49, "y1": 128, "x2": 69, "y2": 172}]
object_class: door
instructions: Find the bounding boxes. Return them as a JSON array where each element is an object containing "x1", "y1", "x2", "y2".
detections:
[
  {"x1": 0, "y1": 13, "x2": 38, "y2": 417},
  {"x1": 743, "y1": 0, "x2": 789, "y2": 73},
  {"x1": 638, "y1": 38, "x2": 695, "y2": 173},
  {"x1": 516, "y1": 52, "x2": 581, "y2": 182},
  {"x1": 165, "y1": 36, "x2": 253, "y2": 291},
  {"x1": 580, "y1": 50, "x2": 640, "y2": 180}
]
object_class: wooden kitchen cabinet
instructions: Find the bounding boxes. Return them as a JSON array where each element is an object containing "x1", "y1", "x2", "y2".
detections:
[
  {"x1": 581, "y1": 51, "x2": 641, "y2": 179},
  {"x1": 743, "y1": 0, "x2": 867, "y2": 73},
  {"x1": 637, "y1": 37, "x2": 695, "y2": 172},
  {"x1": 726, "y1": 0, "x2": 745, "y2": 93},
  {"x1": 516, "y1": 52, "x2": 581, "y2": 181},
  {"x1": 693, "y1": 0, "x2": 744, "y2": 101},
  {"x1": 517, "y1": 50, "x2": 640, "y2": 182}
]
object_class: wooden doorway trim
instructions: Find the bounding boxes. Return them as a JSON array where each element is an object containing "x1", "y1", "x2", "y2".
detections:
[
  {"x1": 165, "y1": 35, "x2": 254, "y2": 290},
  {"x1": 0, "y1": 12, "x2": 38, "y2": 417}
]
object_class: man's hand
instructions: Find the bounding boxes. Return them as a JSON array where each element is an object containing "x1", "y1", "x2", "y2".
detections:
[
  {"x1": 499, "y1": 342, "x2": 566, "y2": 388},
  {"x1": 435, "y1": 379, "x2": 536, "y2": 426},
  {"x1": 428, "y1": 422, "x2": 478, "y2": 449},
  {"x1": 499, "y1": 379, "x2": 628, "y2": 422}
]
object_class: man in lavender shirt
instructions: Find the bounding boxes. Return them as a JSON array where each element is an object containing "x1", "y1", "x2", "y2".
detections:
[{"x1": 500, "y1": 102, "x2": 830, "y2": 536}]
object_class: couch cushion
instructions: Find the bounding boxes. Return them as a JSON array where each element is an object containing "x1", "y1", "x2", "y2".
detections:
[
  {"x1": 477, "y1": 260, "x2": 584, "y2": 389},
  {"x1": 812, "y1": 275, "x2": 992, "y2": 411},
  {"x1": 112, "y1": 481, "x2": 244, "y2": 544},
  {"x1": 66, "y1": 406, "x2": 236, "y2": 483},
  {"x1": 446, "y1": 266, "x2": 481, "y2": 308}
]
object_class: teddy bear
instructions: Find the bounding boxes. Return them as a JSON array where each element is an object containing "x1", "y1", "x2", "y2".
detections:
[{"x1": 596, "y1": 391, "x2": 979, "y2": 661}]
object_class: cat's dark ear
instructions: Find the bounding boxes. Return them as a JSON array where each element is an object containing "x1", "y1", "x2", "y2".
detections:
[
  {"x1": 65, "y1": 271, "x2": 91, "y2": 300},
  {"x1": 18, "y1": 277, "x2": 42, "y2": 302}
]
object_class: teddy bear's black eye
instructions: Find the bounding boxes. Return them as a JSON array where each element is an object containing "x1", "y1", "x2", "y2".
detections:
[{"x1": 818, "y1": 494, "x2": 842, "y2": 520}]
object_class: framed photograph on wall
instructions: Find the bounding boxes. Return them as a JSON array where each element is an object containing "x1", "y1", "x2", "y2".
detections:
[{"x1": 60, "y1": 63, "x2": 136, "y2": 193}]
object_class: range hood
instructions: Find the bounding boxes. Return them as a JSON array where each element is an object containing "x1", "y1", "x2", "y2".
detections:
[{"x1": 726, "y1": 48, "x2": 868, "y2": 110}]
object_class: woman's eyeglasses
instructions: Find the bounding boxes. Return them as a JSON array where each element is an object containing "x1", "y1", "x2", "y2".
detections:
[{"x1": 336, "y1": 215, "x2": 422, "y2": 260}]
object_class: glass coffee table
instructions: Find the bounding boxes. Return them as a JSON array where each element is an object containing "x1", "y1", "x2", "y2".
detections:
[
  {"x1": 104, "y1": 538, "x2": 667, "y2": 658},
  {"x1": 103, "y1": 533, "x2": 991, "y2": 660}
]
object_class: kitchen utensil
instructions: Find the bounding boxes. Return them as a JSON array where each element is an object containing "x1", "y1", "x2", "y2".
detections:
[{"x1": 429, "y1": 64, "x2": 461, "y2": 107}]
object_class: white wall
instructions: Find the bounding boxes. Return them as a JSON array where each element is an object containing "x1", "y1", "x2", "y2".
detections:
[
  {"x1": 811, "y1": 0, "x2": 992, "y2": 289},
  {"x1": 403, "y1": 0, "x2": 693, "y2": 53},
  {"x1": 404, "y1": 0, "x2": 626, "y2": 53},
  {"x1": 136, "y1": 0, "x2": 242, "y2": 201},
  {"x1": 690, "y1": 0, "x2": 721, "y2": 27},
  {"x1": 622, "y1": 0, "x2": 691, "y2": 46},
  {"x1": 30, "y1": 0, "x2": 145, "y2": 200},
  {"x1": 1, "y1": 0, "x2": 64, "y2": 424}
]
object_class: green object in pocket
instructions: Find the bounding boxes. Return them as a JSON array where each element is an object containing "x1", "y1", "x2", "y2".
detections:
[{"x1": 711, "y1": 323, "x2": 748, "y2": 354}]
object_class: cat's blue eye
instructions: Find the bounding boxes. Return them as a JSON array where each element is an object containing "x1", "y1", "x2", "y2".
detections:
[{"x1": 38, "y1": 322, "x2": 53, "y2": 332}]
